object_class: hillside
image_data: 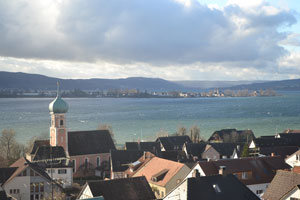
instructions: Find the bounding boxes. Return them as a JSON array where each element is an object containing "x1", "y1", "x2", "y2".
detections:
[
  {"x1": 0, "y1": 71, "x2": 185, "y2": 91},
  {"x1": 228, "y1": 79, "x2": 300, "y2": 91}
]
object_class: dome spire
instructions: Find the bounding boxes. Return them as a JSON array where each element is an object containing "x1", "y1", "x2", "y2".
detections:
[{"x1": 57, "y1": 81, "x2": 60, "y2": 97}]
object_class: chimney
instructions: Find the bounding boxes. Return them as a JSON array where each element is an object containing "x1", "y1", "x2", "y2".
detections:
[
  {"x1": 219, "y1": 166, "x2": 226, "y2": 176},
  {"x1": 192, "y1": 169, "x2": 200, "y2": 179}
]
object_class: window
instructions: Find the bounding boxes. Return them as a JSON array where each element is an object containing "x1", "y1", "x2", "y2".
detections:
[
  {"x1": 22, "y1": 169, "x2": 27, "y2": 176},
  {"x1": 85, "y1": 158, "x2": 89, "y2": 168},
  {"x1": 40, "y1": 183, "x2": 44, "y2": 192},
  {"x1": 30, "y1": 183, "x2": 34, "y2": 193},
  {"x1": 97, "y1": 157, "x2": 101, "y2": 167},
  {"x1": 35, "y1": 183, "x2": 39, "y2": 193},
  {"x1": 256, "y1": 190, "x2": 263, "y2": 195},
  {"x1": 72, "y1": 160, "x2": 76, "y2": 172},
  {"x1": 30, "y1": 195, "x2": 34, "y2": 200},
  {"x1": 13, "y1": 189, "x2": 16, "y2": 194},
  {"x1": 58, "y1": 169, "x2": 67, "y2": 174},
  {"x1": 242, "y1": 172, "x2": 247, "y2": 179},
  {"x1": 61, "y1": 136, "x2": 64, "y2": 143},
  {"x1": 60, "y1": 120, "x2": 64, "y2": 126},
  {"x1": 9, "y1": 189, "x2": 12, "y2": 194},
  {"x1": 35, "y1": 194, "x2": 39, "y2": 200},
  {"x1": 291, "y1": 198, "x2": 300, "y2": 200},
  {"x1": 47, "y1": 169, "x2": 55, "y2": 174}
]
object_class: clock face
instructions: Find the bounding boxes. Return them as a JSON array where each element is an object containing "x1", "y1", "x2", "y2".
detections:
[{"x1": 60, "y1": 129, "x2": 65, "y2": 134}]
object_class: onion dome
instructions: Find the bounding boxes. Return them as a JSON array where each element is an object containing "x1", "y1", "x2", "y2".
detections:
[{"x1": 49, "y1": 82, "x2": 68, "y2": 114}]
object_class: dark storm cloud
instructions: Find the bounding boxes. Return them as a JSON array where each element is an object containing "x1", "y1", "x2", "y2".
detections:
[{"x1": 0, "y1": 0, "x2": 297, "y2": 67}]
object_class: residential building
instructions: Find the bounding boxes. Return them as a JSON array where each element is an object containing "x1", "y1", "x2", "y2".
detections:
[
  {"x1": 280, "y1": 185, "x2": 300, "y2": 200},
  {"x1": 286, "y1": 150, "x2": 300, "y2": 167},
  {"x1": 125, "y1": 142, "x2": 156, "y2": 153},
  {"x1": 1, "y1": 157, "x2": 62, "y2": 200},
  {"x1": 263, "y1": 170, "x2": 300, "y2": 200},
  {"x1": 193, "y1": 156, "x2": 290, "y2": 198},
  {"x1": 164, "y1": 172, "x2": 259, "y2": 200},
  {"x1": 110, "y1": 150, "x2": 144, "y2": 179},
  {"x1": 202, "y1": 143, "x2": 243, "y2": 160},
  {"x1": 131, "y1": 156, "x2": 191, "y2": 199},
  {"x1": 77, "y1": 177, "x2": 155, "y2": 200},
  {"x1": 182, "y1": 142, "x2": 207, "y2": 161},
  {"x1": 26, "y1": 144, "x2": 73, "y2": 188},
  {"x1": 156, "y1": 135, "x2": 192, "y2": 152},
  {"x1": 208, "y1": 129, "x2": 255, "y2": 143}
]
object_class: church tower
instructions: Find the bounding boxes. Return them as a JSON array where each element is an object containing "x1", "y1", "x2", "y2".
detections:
[{"x1": 49, "y1": 82, "x2": 69, "y2": 151}]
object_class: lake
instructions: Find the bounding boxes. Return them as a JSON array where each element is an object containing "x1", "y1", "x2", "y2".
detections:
[{"x1": 1, "y1": 92, "x2": 300, "y2": 144}]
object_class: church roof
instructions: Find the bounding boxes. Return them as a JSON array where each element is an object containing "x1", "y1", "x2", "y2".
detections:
[
  {"x1": 68, "y1": 130, "x2": 116, "y2": 156},
  {"x1": 49, "y1": 95, "x2": 68, "y2": 114}
]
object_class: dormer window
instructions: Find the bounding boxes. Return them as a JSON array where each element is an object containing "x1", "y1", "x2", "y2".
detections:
[{"x1": 151, "y1": 169, "x2": 169, "y2": 182}]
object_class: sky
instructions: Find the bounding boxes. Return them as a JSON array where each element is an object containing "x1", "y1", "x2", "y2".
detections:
[{"x1": 0, "y1": 0, "x2": 300, "y2": 81}]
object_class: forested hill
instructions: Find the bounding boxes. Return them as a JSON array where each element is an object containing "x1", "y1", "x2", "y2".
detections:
[
  {"x1": 0, "y1": 71, "x2": 185, "y2": 91},
  {"x1": 228, "y1": 79, "x2": 300, "y2": 91}
]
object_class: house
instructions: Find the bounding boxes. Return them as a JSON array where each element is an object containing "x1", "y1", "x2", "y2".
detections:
[
  {"x1": 77, "y1": 176, "x2": 155, "y2": 200},
  {"x1": 131, "y1": 156, "x2": 191, "y2": 198},
  {"x1": 110, "y1": 150, "x2": 144, "y2": 179},
  {"x1": 164, "y1": 172, "x2": 260, "y2": 200},
  {"x1": 193, "y1": 156, "x2": 290, "y2": 198},
  {"x1": 280, "y1": 185, "x2": 300, "y2": 200},
  {"x1": 263, "y1": 170, "x2": 300, "y2": 200},
  {"x1": 125, "y1": 142, "x2": 156, "y2": 153},
  {"x1": 30, "y1": 145, "x2": 73, "y2": 188},
  {"x1": 1, "y1": 157, "x2": 62, "y2": 200},
  {"x1": 156, "y1": 135, "x2": 192, "y2": 152},
  {"x1": 158, "y1": 150, "x2": 188, "y2": 162},
  {"x1": 249, "y1": 135, "x2": 299, "y2": 157},
  {"x1": 286, "y1": 150, "x2": 300, "y2": 167},
  {"x1": 208, "y1": 129, "x2": 255, "y2": 143},
  {"x1": 47, "y1": 87, "x2": 116, "y2": 178},
  {"x1": 202, "y1": 143, "x2": 243, "y2": 160},
  {"x1": 124, "y1": 152, "x2": 155, "y2": 178},
  {"x1": 182, "y1": 142, "x2": 207, "y2": 161}
]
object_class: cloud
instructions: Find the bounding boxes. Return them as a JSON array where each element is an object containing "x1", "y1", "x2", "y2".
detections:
[{"x1": 0, "y1": 0, "x2": 298, "y2": 80}]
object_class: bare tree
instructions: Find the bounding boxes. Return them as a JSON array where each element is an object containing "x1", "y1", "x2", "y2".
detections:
[
  {"x1": 177, "y1": 126, "x2": 187, "y2": 136},
  {"x1": 190, "y1": 125, "x2": 200, "y2": 143},
  {"x1": 156, "y1": 129, "x2": 169, "y2": 137},
  {"x1": 0, "y1": 129, "x2": 23, "y2": 165}
]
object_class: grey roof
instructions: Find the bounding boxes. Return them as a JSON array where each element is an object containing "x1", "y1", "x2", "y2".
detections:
[
  {"x1": 208, "y1": 129, "x2": 255, "y2": 143},
  {"x1": 185, "y1": 142, "x2": 207, "y2": 158},
  {"x1": 0, "y1": 168, "x2": 17, "y2": 185},
  {"x1": 207, "y1": 143, "x2": 243, "y2": 157},
  {"x1": 198, "y1": 156, "x2": 290, "y2": 185},
  {"x1": 185, "y1": 174, "x2": 259, "y2": 200},
  {"x1": 263, "y1": 170, "x2": 300, "y2": 200},
  {"x1": 110, "y1": 150, "x2": 144, "y2": 172},
  {"x1": 82, "y1": 177, "x2": 155, "y2": 200},
  {"x1": 32, "y1": 146, "x2": 66, "y2": 161},
  {"x1": 68, "y1": 130, "x2": 116, "y2": 156},
  {"x1": 259, "y1": 146, "x2": 299, "y2": 157},
  {"x1": 30, "y1": 140, "x2": 50, "y2": 155},
  {"x1": 125, "y1": 142, "x2": 156, "y2": 152},
  {"x1": 157, "y1": 135, "x2": 192, "y2": 151},
  {"x1": 252, "y1": 137, "x2": 293, "y2": 148},
  {"x1": 158, "y1": 150, "x2": 188, "y2": 162}
]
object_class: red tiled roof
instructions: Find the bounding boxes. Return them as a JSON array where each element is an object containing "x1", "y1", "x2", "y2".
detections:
[{"x1": 133, "y1": 157, "x2": 186, "y2": 187}]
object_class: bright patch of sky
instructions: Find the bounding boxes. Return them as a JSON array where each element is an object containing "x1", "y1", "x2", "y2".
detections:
[{"x1": 0, "y1": 0, "x2": 300, "y2": 80}]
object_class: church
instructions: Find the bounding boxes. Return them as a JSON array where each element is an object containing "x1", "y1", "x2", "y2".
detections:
[{"x1": 30, "y1": 84, "x2": 116, "y2": 178}]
